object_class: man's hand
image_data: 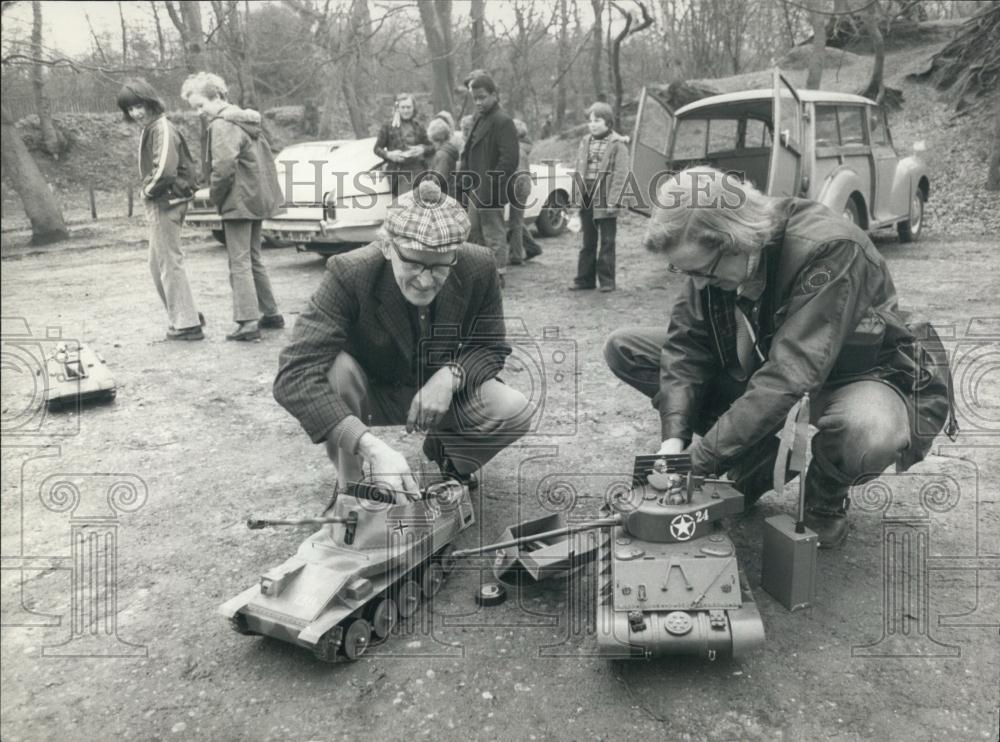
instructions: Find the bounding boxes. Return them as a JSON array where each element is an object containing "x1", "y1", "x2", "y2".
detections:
[
  {"x1": 407, "y1": 367, "x2": 457, "y2": 433},
  {"x1": 386, "y1": 150, "x2": 406, "y2": 163},
  {"x1": 358, "y1": 433, "x2": 418, "y2": 502},
  {"x1": 657, "y1": 438, "x2": 686, "y2": 456}
]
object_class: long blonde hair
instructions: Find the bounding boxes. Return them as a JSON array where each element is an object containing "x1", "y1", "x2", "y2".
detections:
[{"x1": 643, "y1": 167, "x2": 782, "y2": 258}]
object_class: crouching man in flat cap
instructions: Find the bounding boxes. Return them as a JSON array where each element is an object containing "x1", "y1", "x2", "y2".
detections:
[
  {"x1": 604, "y1": 167, "x2": 956, "y2": 547},
  {"x1": 274, "y1": 180, "x2": 533, "y2": 499}
]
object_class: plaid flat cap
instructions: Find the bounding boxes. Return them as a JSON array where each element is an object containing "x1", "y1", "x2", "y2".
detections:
[{"x1": 384, "y1": 180, "x2": 470, "y2": 252}]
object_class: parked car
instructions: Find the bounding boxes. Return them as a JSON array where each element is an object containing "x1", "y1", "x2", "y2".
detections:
[
  {"x1": 630, "y1": 70, "x2": 929, "y2": 242},
  {"x1": 185, "y1": 139, "x2": 351, "y2": 246},
  {"x1": 260, "y1": 136, "x2": 574, "y2": 255}
]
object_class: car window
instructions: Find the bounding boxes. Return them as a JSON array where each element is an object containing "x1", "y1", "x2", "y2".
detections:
[
  {"x1": 815, "y1": 105, "x2": 839, "y2": 147},
  {"x1": 838, "y1": 106, "x2": 866, "y2": 145},
  {"x1": 707, "y1": 119, "x2": 739, "y2": 154},
  {"x1": 868, "y1": 106, "x2": 889, "y2": 146},
  {"x1": 673, "y1": 118, "x2": 707, "y2": 160},
  {"x1": 744, "y1": 119, "x2": 771, "y2": 148},
  {"x1": 638, "y1": 94, "x2": 673, "y2": 153}
]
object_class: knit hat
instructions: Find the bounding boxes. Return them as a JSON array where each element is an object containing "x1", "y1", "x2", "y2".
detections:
[{"x1": 383, "y1": 180, "x2": 471, "y2": 252}]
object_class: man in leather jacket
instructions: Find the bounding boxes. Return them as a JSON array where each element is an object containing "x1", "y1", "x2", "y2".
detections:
[{"x1": 604, "y1": 168, "x2": 955, "y2": 546}]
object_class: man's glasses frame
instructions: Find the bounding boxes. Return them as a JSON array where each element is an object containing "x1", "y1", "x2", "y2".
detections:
[
  {"x1": 667, "y1": 249, "x2": 726, "y2": 279},
  {"x1": 390, "y1": 240, "x2": 458, "y2": 277}
]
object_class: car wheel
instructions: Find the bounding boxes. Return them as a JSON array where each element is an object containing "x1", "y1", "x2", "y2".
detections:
[
  {"x1": 211, "y1": 229, "x2": 226, "y2": 246},
  {"x1": 842, "y1": 198, "x2": 861, "y2": 227},
  {"x1": 536, "y1": 191, "x2": 569, "y2": 237},
  {"x1": 897, "y1": 187, "x2": 924, "y2": 243}
]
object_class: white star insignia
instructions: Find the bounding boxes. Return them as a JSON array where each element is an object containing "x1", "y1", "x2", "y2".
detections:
[{"x1": 670, "y1": 513, "x2": 696, "y2": 540}]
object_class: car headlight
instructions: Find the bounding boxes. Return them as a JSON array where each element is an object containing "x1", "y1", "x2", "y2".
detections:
[{"x1": 324, "y1": 190, "x2": 336, "y2": 220}]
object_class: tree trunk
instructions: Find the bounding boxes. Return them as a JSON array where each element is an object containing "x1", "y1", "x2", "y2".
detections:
[
  {"x1": 417, "y1": 0, "x2": 455, "y2": 114},
  {"x1": 470, "y1": 0, "x2": 485, "y2": 71},
  {"x1": 118, "y1": 1, "x2": 128, "y2": 66},
  {"x1": 1, "y1": 102, "x2": 69, "y2": 246},
  {"x1": 340, "y1": 75, "x2": 370, "y2": 138},
  {"x1": 165, "y1": 0, "x2": 206, "y2": 72},
  {"x1": 806, "y1": 2, "x2": 827, "y2": 89},
  {"x1": 30, "y1": 0, "x2": 61, "y2": 158},
  {"x1": 555, "y1": 0, "x2": 569, "y2": 130},
  {"x1": 150, "y1": 1, "x2": 167, "y2": 66},
  {"x1": 987, "y1": 97, "x2": 1000, "y2": 191},
  {"x1": 589, "y1": 0, "x2": 605, "y2": 102},
  {"x1": 861, "y1": 3, "x2": 886, "y2": 101}
]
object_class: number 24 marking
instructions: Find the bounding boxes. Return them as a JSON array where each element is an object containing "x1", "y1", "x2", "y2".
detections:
[{"x1": 696, "y1": 509, "x2": 708, "y2": 522}]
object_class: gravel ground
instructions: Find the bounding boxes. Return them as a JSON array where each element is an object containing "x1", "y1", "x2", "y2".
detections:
[{"x1": 1, "y1": 212, "x2": 998, "y2": 741}]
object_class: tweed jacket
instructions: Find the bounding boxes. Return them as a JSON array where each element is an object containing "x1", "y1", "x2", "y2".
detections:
[
  {"x1": 659, "y1": 199, "x2": 955, "y2": 475},
  {"x1": 273, "y1": 243, "x2": 509, "y2": 449}
]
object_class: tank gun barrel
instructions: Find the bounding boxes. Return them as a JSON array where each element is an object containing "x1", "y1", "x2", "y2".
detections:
[
  {"x1": 452, "y1": 515, "x2": 622, "y2": 557},
  {"x1": 247, "y1": 516, "x2": 357, "y2": 530}
]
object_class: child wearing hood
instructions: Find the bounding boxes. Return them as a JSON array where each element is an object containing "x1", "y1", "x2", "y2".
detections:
[{"x1": 181, "y1": 71, "x2": 283, "y2": 341}]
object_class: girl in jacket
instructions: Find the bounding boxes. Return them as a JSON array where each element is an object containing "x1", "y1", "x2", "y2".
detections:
[
  {"x1": 426, "y1": 117, "x2": 459, "y2": 197},
  {"x1": 373, "y1": 93, "x2": 434, "y2": 197},
  {"x1": 570, "y1": 102, "x2": 630, "y2": 292},
  {"x1": 117, "y1": 79, "x2": 204, "y2": 341}
]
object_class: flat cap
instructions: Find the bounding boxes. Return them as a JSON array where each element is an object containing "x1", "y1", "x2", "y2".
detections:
[{"x1": 383, "y1": 180, "x2": 471, "y2": 252}]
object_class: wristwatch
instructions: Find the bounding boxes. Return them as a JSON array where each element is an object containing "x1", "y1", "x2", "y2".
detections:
[{"x1": 445, "y1": 362, "x2": 465, "y2": 392}]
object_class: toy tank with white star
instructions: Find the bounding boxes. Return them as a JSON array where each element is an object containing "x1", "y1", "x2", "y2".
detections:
[
  {"x1": 218, "y1": 480, "x2": 474, "y2": 663},
  {"x1": 594, "y1": 455, "x2": 765, "y2": 660}
]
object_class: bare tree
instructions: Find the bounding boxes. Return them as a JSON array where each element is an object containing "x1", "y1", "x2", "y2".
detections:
[
  {"x1": 609, "y1": 1, "x2": 653, "y2": 122},
  {"x1": 555, "y1": 0, "x2": 569, "y2": 130},
  {"x1": 30, "y1": 0, "x2": 61, "y2": 158},
  {"x1": 418, "y1": 0, "x2": 456, "y2": 114},
  {"x1": 118, "y1": 1, "x2": 128, "y2": 66},
  {"x1": 806, "y1": 0, "x2": 829, "y2": 89},
  {"x1": 589, "y1": 0, "x2": 605, "y2": 101},
  {"x1": 470, "y1": 0, "x2": 486, "y2": 71},
  {"x1": 164, "y1": 0, "x2": 206, "y2": 72},
  {"x1": 149, "y1": 1, "x2": 167, "y2": 66},
  {"x1": 988, "y1": 96, "x2": 1000, "y2": 191},
  {"x1": 210, "y1": 0, "x2": 258, "y2": 107},
  {"x1": 1, "y1": 101, "x2": 68, "y2": 245}
]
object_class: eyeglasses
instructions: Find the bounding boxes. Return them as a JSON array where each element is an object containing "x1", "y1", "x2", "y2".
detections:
[
  {"x1": 667, "y1": 249, "x2": 726, "y2": 279},
  {"x1": 390, "y1": 241, "x2": 458, "y2": 277}
]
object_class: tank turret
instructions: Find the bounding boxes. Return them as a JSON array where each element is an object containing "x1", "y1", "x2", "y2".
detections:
[{"x1": 219, "y1": 480, "x2": 474, "y2": 663}]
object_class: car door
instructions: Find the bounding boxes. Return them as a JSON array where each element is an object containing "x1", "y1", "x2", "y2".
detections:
[
  {"x1": 767, "y1": 70, "x2": 802, "y2": 197},
  {"x1": 868, "y1": 105, "x2": 900, "y2": 221},
  {"x1": 629, "y1": 87, "x2": 675, "y2": 216}
]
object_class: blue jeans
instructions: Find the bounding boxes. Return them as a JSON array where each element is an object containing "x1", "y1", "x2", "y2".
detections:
[{"x1": 603, "y1": 326, "x2": 912, "y2": 507}]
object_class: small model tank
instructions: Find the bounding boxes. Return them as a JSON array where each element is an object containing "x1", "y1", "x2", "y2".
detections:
[
  {"x1": 219, "y1": 480, "x2": 474, "y2": 662},
  {"x1": 595, "y1": 455, "x2": 765, "y2": 660},
  {"x1": 456, "y1": 454, "x2": 766, "y2": 661}
]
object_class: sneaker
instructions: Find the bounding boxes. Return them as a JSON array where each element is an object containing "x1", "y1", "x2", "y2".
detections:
[
  {"x1": 599, "y1": 284, "x2": 615, "y2": 293},
  {"x1": 568, "y1": 283, "x2": 595, "y2": 291},
  {"x1": 226, "y1": 321, "x2": 261, "y2": 341},
  {"x1": 259, "y1": 314, "x2": 285, "y2": 329},
  {"x1": 166, "y1": 326, "x2": 204, "y2": 341},
  {"x1": 803, "y1": 500, "x2": 850, "y2": 548}
]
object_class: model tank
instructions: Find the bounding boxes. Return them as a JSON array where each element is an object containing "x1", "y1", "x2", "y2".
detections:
[
  {"x1": 594, "y1": 455, "x2": 765, "y2": 660},
  {"x1": 456, "y1": 454, "x2": 765, "y2": 660},
  {"x1": 219, "y1": 479, "x2": 474, "y2": 662}
]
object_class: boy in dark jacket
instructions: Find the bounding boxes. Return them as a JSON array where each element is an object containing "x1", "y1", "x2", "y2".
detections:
[
  {"x1": 182, "y1": 72, "x2": 283, "y2": 341},
  {"x1": 118, "y1": 79, "x2": 204, "y2": 341}
]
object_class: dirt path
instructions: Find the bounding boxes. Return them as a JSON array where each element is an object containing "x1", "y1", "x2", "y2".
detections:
[{"x1": 1, "y1": 217, "x2": 998, "y2": 741}]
